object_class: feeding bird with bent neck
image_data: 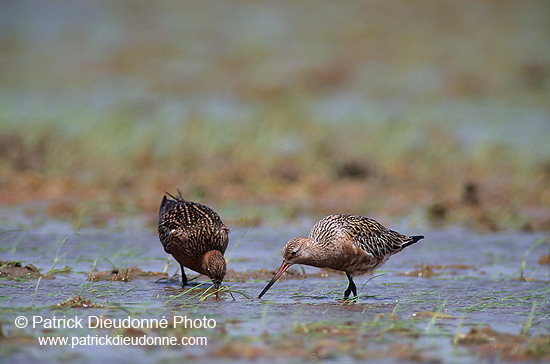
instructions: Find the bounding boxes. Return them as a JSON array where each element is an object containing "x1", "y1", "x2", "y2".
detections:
[
  {"x1": 158, "y1": 191, "x2": 229, "y2": 290},
  {"x1": 258, "y1": 214, "x2": 424, "y2": 300}
]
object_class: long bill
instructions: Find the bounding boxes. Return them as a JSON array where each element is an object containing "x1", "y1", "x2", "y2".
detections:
[{"x1": 258, "y1": 261, "x2": 291, "y2": 299}]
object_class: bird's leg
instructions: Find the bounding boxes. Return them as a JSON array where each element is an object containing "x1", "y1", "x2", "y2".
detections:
[
  {"x1": 344, "y1": 273, "x2": 357, "y2": 299},
  {"x1": 180, "y1": 265, "x2": 188, "y2": 286}
]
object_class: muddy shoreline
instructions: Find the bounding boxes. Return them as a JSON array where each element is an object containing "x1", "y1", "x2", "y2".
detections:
[{"x1": 1, "y1": 211, "x2": 548, "y2": 363}]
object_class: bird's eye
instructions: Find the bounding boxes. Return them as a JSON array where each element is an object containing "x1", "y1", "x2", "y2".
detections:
[{"x1": 291, "y1": 251, "x2": 298, "y2": 256}]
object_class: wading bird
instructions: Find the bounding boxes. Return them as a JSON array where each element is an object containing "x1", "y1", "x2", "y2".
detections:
[
  {"x1": 158, "y1": 191, "x2": 229, "y2": 290},
  {"x1": 258, "y1": 214, "x2": 424, "y2": 300}
]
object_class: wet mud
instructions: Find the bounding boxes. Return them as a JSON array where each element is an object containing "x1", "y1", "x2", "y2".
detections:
[
  {"x1": 0, "y1": 260, "x2": 49, "y2": 280},
  {"x1": 1, "y1": 211, "x2": 548, "y2": 363},
  {"x1": 88, "y1": 266, "x2": 168, "y2": 282}
]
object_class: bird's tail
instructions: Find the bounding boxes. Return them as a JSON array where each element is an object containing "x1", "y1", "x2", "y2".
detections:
[
  {"x1": 160, "y1": 189, "x2": 186, "y2": 219},
  {"x1": 402, "y1": 235, "x2": 424, "y2": 249}
]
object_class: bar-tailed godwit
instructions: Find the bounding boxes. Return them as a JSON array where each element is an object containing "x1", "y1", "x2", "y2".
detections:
[
  {"x1": 158, "y1": 191, "x2": 229, "y2": 290},
  {"x1": 258, "y1": 214, "x2": 424, "y2": 300}
]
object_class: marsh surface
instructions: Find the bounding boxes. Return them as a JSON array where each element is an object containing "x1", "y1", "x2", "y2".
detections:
[
  {"x1": 1, "y1": 209, "x2": 548, "y2": 363},
  {"x1": 2, "y1": 2, "x2": 549, "y2": 362}
]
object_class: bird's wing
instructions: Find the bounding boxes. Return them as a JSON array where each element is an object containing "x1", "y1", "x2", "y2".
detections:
[
  {"x1": 347, "y1": 217, "x2": 403, "y2": 259},
  {"x1": 216, "y1": 226, "x2": 230, "y2": 254},
  {"x1": 158, "y1": 225, "x2": 193, "y2": 254}
]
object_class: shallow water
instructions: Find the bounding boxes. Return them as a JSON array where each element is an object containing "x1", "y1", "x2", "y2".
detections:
[{"x1": 1, "y1": 210, "x2": 548, "y2": 363}]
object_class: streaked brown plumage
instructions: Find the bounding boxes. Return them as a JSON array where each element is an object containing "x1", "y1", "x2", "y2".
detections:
[
  {"x1": 158, "y1": 191, "x2": 229, "y2": 289},
  {"x1": 258, "y1": 214, "x2": 424, "y2": 300}
]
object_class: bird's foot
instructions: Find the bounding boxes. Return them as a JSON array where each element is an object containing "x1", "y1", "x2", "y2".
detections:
[{"x1": 339, "y1": 295, "x2": 359, "y2": 303}]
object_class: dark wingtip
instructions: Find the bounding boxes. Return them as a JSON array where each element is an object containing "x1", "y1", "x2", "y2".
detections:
[
  {"x1": 165, "y1": 189, "x2": 186, "y2": 202},
  {"x1": 159, "y1": 195, "x2": 169, "y2": 219},
  {"x1": 165, "y1": 191, "x2": 178, "y2": 200}
]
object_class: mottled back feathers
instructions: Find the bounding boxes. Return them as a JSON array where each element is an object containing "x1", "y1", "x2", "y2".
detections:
[
  {"x1": 310, "y1": 214, "x2": 422, "y2": 260},
  {"x1": 158, "y1": 193, "x2": 229, "y2": 256}
]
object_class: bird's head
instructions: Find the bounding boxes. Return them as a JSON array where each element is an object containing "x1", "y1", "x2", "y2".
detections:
[
  {"x1": 203, "y1": 250, "x2": 226, "y2": 289},
  {"x1": 258, "y1": 236, "x2": 311, "y2": 299},
  {"x1": 282, "y1": 236, "x2": 313, "y2": 265}
]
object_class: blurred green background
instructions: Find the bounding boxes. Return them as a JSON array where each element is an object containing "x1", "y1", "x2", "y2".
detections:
[{"x1": 1, "y1": 1, "x2": 549, "y2": 230}]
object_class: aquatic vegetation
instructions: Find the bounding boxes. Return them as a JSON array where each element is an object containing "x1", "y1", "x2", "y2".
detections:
[
  {"x1": 1, "y1": 116, "x2": 548, "y2": 231},
  {"x1": 454, "y1": 326, "x2": 550, "y2": 361},
  {"x1": 1, "y1": 0, "x2": 549, "y2": 362},
  {"x1": 459, "y1": 288, "x2": 549, "y2": 312},
  {"x1": 55, "y1": 296, "x2": 103, "y2": 309},
  {"x1": 518, "y1": 238, "x2": 550, "y2": 280}
]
